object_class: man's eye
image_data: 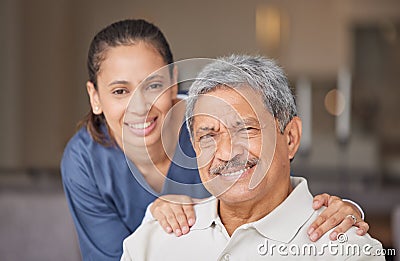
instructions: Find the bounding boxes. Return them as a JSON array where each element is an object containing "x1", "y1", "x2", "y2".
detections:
[
  {"x1": 198, "y1": 134, "x2": 217, "y2": 147},
  {"x1": 241, "y1": 127, "x2": 255, "y2": 131},
  {"x1": 239, "y1": 127, "x2": 260, "y2": 135},
  {"x1": 199, "y1": 134, "x2": 214, "y2": 141},
  {"x1": 112, "y1": 89, "x2": 129, "y2": 95}
]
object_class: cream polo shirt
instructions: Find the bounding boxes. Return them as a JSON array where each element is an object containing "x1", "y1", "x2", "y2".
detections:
[{"x1": 121, "y1": 177, "x2": 384, "y2": 261}]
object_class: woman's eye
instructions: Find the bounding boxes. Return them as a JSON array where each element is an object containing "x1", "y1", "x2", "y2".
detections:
[
  {"x1": 147, "y1": 82, "x2": 163, "y2": 90},
  {"x1": 112, "y1": 89, "x2": 128, "y2": 95}
]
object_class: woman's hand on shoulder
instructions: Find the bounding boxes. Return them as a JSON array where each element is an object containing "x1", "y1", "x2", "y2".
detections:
[
  {"x1": 150, "y1": 194, "x2": 197, "y2": 237},
  {"x1": 308, "y1": 193, "x2": 369, "y2": 242}
]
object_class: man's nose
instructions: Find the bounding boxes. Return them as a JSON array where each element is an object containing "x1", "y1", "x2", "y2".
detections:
[{"x1": 215, "y1": 133, "x2": 244, "y2": 161}]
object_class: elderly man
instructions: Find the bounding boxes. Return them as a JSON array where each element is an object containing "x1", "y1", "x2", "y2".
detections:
[{"x1": 121, "y1": 55, "x2": 383, "y2": 260}]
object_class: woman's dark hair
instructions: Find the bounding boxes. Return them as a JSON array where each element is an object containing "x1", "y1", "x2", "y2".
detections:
[{"x1": 78, "y1": 19, "x2": 174, "y2": 145}]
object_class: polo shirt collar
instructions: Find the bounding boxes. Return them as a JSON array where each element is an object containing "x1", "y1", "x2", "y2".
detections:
[
  {"x1": 252, "y1": 177, "x2": 315, "y2": 243},
  {"x1": 190, "y1": 177, "x2": 315, "y2": 244},
  {"x1": 191, "y1": 197, "x2": 219, "y2": 230}
]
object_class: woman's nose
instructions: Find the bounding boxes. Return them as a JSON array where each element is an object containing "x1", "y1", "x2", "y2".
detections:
[{"x1": 127, "y1": 90, "x2": 150, "y2": 115}]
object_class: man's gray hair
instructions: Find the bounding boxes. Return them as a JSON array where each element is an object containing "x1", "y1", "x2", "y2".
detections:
[{"x1": 186, "y1": 54, "x2": 297, "y2": 135}]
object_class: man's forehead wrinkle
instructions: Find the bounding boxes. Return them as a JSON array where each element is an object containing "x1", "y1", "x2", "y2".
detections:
[
  {"x1": 194, "y1": 115, "x2": 220, "y2": 131},
  {"x1": 215, "y1": 110, "x2": 245, "y2": 128},
  {"x1": 193, "y1": 87, "x2": 266, "y2": 132},
  {"x1": 238, "y1": 117, "x2": 260, "y2": 127},
  {"x1": 196, "y1": 106, "x2": 240, "y2": 122},
  {"x1": 193, "y1": 98, "x2": 232, "y2": 117},
  {"x1": 195, "y1": 107, "x2": 260, "y2": 129}
]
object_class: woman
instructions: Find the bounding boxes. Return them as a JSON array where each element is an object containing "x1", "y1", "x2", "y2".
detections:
[{"x1": 61, "y1": 19, "x2": 368, "y2": 261}]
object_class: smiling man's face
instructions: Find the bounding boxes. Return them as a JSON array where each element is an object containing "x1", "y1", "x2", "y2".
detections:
[{"x1": 191, "y1": 85, "x2": 295, "y2": 204}]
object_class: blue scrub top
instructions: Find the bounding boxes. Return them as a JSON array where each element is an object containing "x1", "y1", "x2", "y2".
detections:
[{"x1": 61, "y1": 124, "x2": 210, "y2": 261}]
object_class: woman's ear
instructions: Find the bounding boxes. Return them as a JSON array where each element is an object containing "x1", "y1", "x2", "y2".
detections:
[
  {"x1": 286, "y1": 116, "x2": 302, "y2": 160},
  {"x1": 86, "y1": 81, "x2": 103, "y2": 115}
]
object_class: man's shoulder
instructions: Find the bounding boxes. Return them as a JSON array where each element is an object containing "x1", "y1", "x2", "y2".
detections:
[
  {"x1": 122, "y1": 197, "x2": 218, "y2": 260},
  {"x1": 122, "y1": 220, "x2": 166, "y2": 261},
  {"x1": 124, "y1": 219, "x2": 166, "y2": 244},
  {"x1": 129, "y1": 196, "x2": 216, "y2": 238},
  {"x1": 122, "y1": 219, "x2": 192, "y2": 260},
  {"x1": 125, "y1": 197, "x2": 215, "y2": 241}
]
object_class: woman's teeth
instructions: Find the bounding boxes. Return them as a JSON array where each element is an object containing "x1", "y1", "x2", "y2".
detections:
[
  {"x1": 220, "y1": 166, "x2": 250, "y2": 177},
  {"x1": 128, "y1": 120, "x2": 154, "y2": 129}
]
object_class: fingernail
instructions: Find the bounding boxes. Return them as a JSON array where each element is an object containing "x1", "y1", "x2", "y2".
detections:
[
  {"x1": 313, "y1": 201, "x2": 319, "y2": 208},
  {"x1": 166, "y1": 226, "x2": 172, "y2": 233},
  {"x1": 188, "y1": 218, "x2": 195, "y2": 226},
  {"x1": 182, "y1": 226, "x2": 189, "y2": 234},
  {"x1": 307, "y1": 227, "x2": 314, "y2": 235},
  {"x1": 330, "y1": 232, "x2": 338, "y2": 240},
  {"x1": 356, "y1": 229, "x2": 363, "y2": 235},
  {"x1": 175, "y1": 229, "x2": 182, "y2": 236},
  {"x1": 310, "y1": 232, "x2": 318, "y2": 241}
]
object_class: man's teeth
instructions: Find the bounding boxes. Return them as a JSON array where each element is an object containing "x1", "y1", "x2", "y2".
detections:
[
  {"x1": 220, "y1": 167, "x2": 250, "y2": 177},
  {"x1": 128, "y1": 120, "x2": 154, "y2": 129}
]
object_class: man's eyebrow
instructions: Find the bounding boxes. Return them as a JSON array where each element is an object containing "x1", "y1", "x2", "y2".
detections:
[
  {"x1": 234, "y1": 117, "x2": 260, "y2": 127},
  {"x1": 195, "y1": 126, "x2": 215, "y2": 135}
]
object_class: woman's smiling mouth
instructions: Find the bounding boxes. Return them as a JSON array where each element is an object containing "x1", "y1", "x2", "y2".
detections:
[{"x1": 124, "y1": 117, "x2": 158, "y2": 136}]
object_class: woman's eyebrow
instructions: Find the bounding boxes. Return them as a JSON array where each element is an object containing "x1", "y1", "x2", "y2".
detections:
[
  {"x1": 142, "y1": 74, "x2": 164, "y2": 83},
  {"x1": 108, "y1": 80, "x2": 130, "y2": 87},
  {"x1": 107, "y1": 74, "x2": 165, "y2": 87}
]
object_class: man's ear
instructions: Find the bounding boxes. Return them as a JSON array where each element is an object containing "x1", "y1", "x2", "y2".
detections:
[
  {"x1": 86, "y1": 81, "x2": 102, "y2": 115},
  {"x1": 285, "y1": 116, "x2": 302, "y2": 160}
]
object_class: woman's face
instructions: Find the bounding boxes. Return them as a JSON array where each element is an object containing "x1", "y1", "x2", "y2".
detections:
[{"x1": 87, "y1": 42, "x2": 177, "y2": 149}]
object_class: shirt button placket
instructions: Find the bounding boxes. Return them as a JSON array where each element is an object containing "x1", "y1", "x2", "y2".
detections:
[{"x1": 223, "y1": 253, "x2": 231, "y2": 260}]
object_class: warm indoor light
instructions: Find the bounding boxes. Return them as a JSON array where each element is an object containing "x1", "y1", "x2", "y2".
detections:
[
  {"x1": 256, "y1": 6, "x2": 281, "y2": 51},
  {"x1": 324, "y1": 89, "x2": 346, "y2": 116}
]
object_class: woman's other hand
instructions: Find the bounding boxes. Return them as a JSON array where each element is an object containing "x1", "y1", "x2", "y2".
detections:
[{"x1": 308, "y1": 193, "x2": 368, "y2": 242}]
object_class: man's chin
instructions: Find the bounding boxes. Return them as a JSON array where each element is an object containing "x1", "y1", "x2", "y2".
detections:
[
  {"x1": 217, "y1": 187, "x2": 257, "y2": 205},
  {"x1": 203, "y1": 176, "x2": 255, "y2": 199}
]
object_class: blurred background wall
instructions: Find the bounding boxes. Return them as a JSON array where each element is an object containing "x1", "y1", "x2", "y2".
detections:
[{"x1": 0, "y1": 0, "x2": 399, "y2": 260}]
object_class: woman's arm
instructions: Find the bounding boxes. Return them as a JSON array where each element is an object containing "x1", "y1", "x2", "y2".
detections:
[
  {"x1": 150, "y1": 193, "x2": 369, "y2": 239},
  {"x1": 61, "y1": 147, "x2": 130, "y2": 261}
]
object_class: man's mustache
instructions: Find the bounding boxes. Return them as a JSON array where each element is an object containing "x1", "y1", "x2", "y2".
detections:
[{"x1": 209, "y1": 155, "x2": 259, "y2": 175}]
